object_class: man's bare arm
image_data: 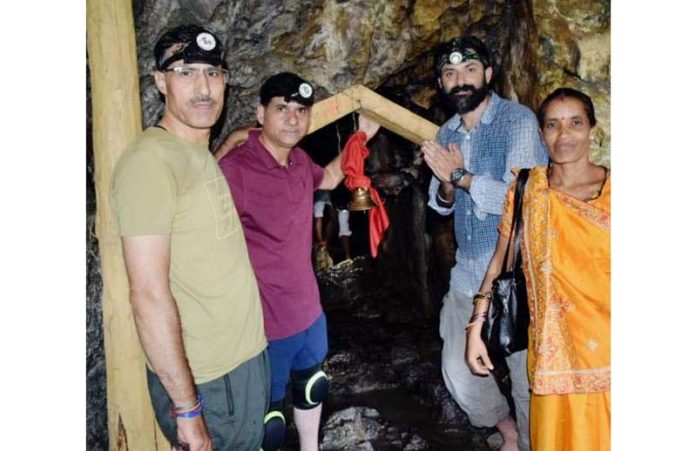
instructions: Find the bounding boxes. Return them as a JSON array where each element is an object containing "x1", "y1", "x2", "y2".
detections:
[
  {"x1": 122, "y1": 235, "x2": 196, "y2": 404},
  {"x1": 319, "y1": 155, "x2": 345, "y2": 191},
  {"x1": 122, "y1": 235, "x2": 211, "y2": 450}
]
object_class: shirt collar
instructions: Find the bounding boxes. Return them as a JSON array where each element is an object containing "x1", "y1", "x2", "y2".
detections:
[
  {"x1": 248, "y1": 129, "x2": 303, "y2": 170},
  {"x1": 445, "y1": 91, "x2": 500, "y2": 132}
]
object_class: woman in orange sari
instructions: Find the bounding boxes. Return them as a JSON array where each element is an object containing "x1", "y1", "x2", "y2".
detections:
[{"x1": 465, "y1": 87, "x2": 610, "y2": 451}]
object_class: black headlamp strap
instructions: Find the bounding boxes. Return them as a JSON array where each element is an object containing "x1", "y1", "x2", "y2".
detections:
[{"x1": 157, "y1": 42, "x2": 185, "y2": 70}]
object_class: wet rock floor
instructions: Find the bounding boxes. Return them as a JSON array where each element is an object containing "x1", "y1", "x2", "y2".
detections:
[{"x1": 281, "y1": 257, "x2": 499, "y2": 450}]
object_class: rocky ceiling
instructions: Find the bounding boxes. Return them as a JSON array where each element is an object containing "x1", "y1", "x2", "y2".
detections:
[{"x1": 132, "y1": 0, "x2": 610, "y2": 164}]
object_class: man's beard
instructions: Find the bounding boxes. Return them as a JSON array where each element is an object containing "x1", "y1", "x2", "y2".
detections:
[{"x1": 445, "y1": 81, "x2": 489, "y2": 115}]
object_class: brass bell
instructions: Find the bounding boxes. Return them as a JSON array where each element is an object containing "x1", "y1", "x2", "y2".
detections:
[{"x1": 350, "y1": 186, "x2": 377, "y2": 211}]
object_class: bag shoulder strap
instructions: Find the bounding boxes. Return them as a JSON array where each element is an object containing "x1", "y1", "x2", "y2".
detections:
[{"x1": 501, "y1": 168, "x2": 530, "y2": 272}]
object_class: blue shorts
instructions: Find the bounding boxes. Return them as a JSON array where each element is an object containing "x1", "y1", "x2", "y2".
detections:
[{"x1": 268, "y1": 313, "x2": 328, "y2": 403}]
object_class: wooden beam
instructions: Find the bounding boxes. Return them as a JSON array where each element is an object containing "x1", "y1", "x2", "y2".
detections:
[
  {"x1": 87, "y1": 0, "x2": 168, "y2": 449},
  {"x1": 355, "y1": 86, "x2": 439, "y2": 144},
  {"x1": 308, "y1": 85, "x2": 438, "y2": 144},
  {"x1": 308, "y1": 85, "x2": 362, "y2": 134}
]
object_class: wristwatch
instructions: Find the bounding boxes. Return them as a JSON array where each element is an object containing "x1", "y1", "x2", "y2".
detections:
[{"x1": 450, "y1": 167, "x2": 469, "y2": 186}]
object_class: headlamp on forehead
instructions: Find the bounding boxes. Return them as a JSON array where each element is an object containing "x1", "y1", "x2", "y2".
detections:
[
  {"x1": 448, "y1": 51, "x2": 464, "y2": 65},
  {"x1": 438, "y1": 47, "x2": 486, "y2": 72},
  {"x1": 435, "y1": 36, "x2": 491, "y2": 75},
  {"x1": 260, "y1": 72, "x2": 315, "y2": 106},
  {"x1": 297, "y1": 83, "x2": 313, "y2": 99},
  {"x1": 154, "y1": 25, "x2": 225, "y2": 71},
  {"x1": 196, "y1": 32, "x2": 216, "y2": 51},
  {"x1": 448, "y1": 48, "x2": 483, "y2": 65},
  {"x1": 286, "y1": 82, "x2": 314, "y2": 104}
]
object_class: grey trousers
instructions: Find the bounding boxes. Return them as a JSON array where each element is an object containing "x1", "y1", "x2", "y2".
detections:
[
  {"x1": 440, "y1": 289, "x2": 530, "y2": 451},
  {"x1": 147, "y1": 349, "x2": 270, "y2": 451}
]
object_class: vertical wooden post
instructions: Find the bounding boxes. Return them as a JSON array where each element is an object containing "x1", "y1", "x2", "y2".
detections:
[{"x1": 87, "y1": 1, "x2": 168, "y2": 449}]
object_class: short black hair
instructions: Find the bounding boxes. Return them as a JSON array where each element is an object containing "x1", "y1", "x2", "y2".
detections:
[
  {"x1": 537, "y1": 87, "x2": 597, "y2": 127},
  {"x1": 154, "y1": 24, "x2": 225, "y2": 70},
  {"x1": 259, "y1": 72, "x2": 315, "y2": 106},
  {"x1": 434, "y1": 36, "x2": 491, "y2": 76}
]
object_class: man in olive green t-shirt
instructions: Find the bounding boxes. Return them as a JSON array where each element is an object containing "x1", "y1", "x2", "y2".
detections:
[{"x1": 111, "y1": 25, "x2": 268, "y2": 451}]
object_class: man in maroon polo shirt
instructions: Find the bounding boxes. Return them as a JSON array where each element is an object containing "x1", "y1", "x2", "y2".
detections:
[{"x1": 218, "y1": 72, "x2": 379, "y2": 451}]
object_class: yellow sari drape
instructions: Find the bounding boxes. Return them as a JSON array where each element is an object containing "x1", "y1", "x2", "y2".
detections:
[{"x1": 499, "y1": 167, "x2": 611, "y2": 451}]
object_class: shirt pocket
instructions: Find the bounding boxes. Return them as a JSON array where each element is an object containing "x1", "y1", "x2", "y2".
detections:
[{"x1": 204, "y1": 174, "x2": 240, "y2": 240}]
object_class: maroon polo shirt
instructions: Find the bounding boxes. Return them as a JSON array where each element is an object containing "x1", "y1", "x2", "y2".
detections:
[{"x1": 219, "y1": 130, "x2": 325, "y2": 340}]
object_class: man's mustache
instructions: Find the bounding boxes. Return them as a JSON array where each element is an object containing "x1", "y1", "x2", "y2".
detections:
[
  {"x1": 449, "y1": 85, "x2": 475, "y2": 95},
  {"x1": 188, "y1": 95, "x2": 217, "y2": 106}
]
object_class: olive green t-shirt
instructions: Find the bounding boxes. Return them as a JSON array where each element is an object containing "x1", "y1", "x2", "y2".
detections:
[{"x1": 111, "y1": 127, "x2": 266, "y2": 384}]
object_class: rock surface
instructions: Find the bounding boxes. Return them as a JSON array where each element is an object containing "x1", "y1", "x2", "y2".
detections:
[
  {"x1": 321, "y1": 406, "x2": 381, "y2": 450},
  {"x1": 86, "y1": 213, "x2": 107, "y2": 450},
  {"x1": 129, "y1": 0, "x2": 610, "y2": 159},
  {"x1": 312, "y1": 258, "x2": 494, "y2": 450},
  {"x1": 530, "y1": 0, "x2": 611, "y2": 166}
]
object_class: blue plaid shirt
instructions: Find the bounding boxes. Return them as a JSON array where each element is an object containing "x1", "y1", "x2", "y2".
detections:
[{"x1": 428, "y1": 92, "x2": 548, "y2": 297}]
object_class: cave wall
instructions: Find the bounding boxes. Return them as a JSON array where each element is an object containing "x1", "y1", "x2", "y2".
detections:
[
  {"x1": 131, "y1": 0, "x2": 610, "y2": 157},
  {"x1": 87, "y1": 1, "x2": 609, "y2": 448},
  {"x1": 531, "y1": 0, "x2": 610, "y2": 165}
]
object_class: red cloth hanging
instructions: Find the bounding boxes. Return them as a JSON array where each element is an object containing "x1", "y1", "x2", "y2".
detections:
[{"x1": 340, "y1": 131, "x2": 390, "y2": 257}]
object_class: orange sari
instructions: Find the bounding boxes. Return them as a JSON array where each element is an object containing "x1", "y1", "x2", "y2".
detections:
[{"x1": 499, "y1": 167, "x2": 610, "y2": 451}]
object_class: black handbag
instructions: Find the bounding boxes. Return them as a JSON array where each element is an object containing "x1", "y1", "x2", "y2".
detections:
[{"x1": 482, "y1": 168, "x2": 530, "y2": 358}]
